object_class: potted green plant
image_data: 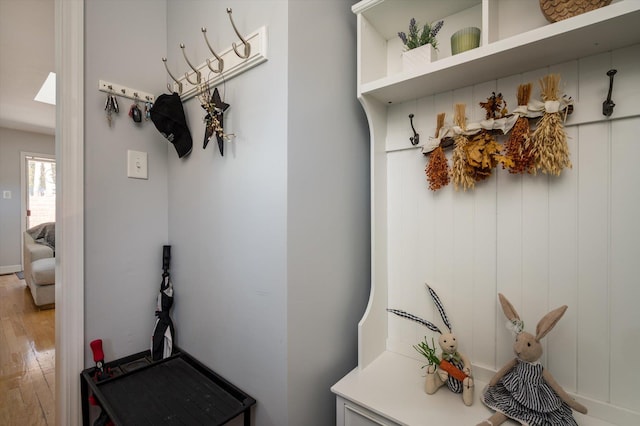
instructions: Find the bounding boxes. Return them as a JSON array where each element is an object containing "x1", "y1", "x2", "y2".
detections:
[{"x1": 398, "y1": 18, "x2": 443, "y2": 69}]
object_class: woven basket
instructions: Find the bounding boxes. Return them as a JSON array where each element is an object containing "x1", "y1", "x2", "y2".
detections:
[{"x1": 539, "y1": 0, "x2": 612, "y2": 22}]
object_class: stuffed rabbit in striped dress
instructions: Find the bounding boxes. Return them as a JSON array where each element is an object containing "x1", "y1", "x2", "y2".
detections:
[{"x1": 478, "y1": 293, "x2": 588, "y2": 426}]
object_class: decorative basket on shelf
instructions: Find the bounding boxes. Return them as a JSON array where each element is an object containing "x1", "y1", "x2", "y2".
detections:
[{"x1": 539, "y1": 0, "x2": 612, "y2": 22}]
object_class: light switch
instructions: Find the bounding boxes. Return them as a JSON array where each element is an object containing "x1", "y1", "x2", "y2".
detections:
[
  {"x1": 2, "y1": 190, "x2": 11, "y2": 199},
  {"x1": 127, "y1": 150, "x2": 148, "y2": 179}
]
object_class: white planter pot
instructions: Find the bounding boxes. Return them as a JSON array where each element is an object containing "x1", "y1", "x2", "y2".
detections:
[{"x1": 402, "y1": 44, "x2": 437, "y2": 72}]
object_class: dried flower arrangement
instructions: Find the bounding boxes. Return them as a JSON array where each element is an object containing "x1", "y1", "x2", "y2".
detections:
[
  {"x1": 425, "y1": 113, "x2": 450, "y2": 191},
  {"x1": 398, "y1": 18, "x2": 444, "y2": 51},
  {"x1": 504, "y1": 83, "x2": 535, "y2": 174},
  {"x1": 460, "y1": 93, "x2": 513, "y2": 185},
  {"x1": 451, "y1": 104, "x2": 475, "y2": 191},
  {"x1": 530, "y1": 74, "x2": 572, "y2": 176}
]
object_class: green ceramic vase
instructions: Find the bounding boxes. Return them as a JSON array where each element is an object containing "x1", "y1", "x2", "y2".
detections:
[{"x1": 451, "y1": 27, "x2": 481, "y2": 55}]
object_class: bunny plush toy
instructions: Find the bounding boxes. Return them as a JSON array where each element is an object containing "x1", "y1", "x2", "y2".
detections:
[
  {"x1": 388, "y1": 284, "x2": 474, "y2": 406},
  {"x1": 478, "y1": 293, "x2": 588, "y2": 426}
]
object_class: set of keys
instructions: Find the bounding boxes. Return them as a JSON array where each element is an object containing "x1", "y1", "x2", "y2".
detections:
[
  {"x1": 105, "y1": 93, "x2": 153, "y2": 126},
  {"x1": 104, "y1": 94, "x2": 119, "y2": 126}
]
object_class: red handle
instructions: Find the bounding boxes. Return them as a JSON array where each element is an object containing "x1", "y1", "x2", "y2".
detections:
[{"x1": 90, "y1": 339, "x2": 104, "y2": 363}]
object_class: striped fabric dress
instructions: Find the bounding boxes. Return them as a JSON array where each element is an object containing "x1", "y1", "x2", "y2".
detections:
[
  {"x1": 481, "y1": 359, "x2": 578, "y2": 425},
  {"x1": 442, "y1": 354, "x2": 464, "y2": 394}
]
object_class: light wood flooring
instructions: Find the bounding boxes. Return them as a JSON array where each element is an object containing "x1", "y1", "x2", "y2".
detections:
[{"x1": 0, "y1": 273, "x2": 55, "y2": 425}]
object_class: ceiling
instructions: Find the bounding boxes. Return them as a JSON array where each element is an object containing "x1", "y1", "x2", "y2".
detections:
[{"x1": 0, "y1": 0, "x2": 56, "y2": 135}]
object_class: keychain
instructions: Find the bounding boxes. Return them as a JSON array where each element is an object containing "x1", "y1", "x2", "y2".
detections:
[
  {"x1": 104, "y1": 93, "x2": 119, "y2": 126},
  {"x1": 129, "y1": 100, "x2": 142, "y2": 123},
  {"x1": 144, "y1": 101, "x2": 153, "y2": 121}
]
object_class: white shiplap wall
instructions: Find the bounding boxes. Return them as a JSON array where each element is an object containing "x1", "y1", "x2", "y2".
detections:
[{"x1": 385, "y1": 43, "x2": 640, "y2": 420}]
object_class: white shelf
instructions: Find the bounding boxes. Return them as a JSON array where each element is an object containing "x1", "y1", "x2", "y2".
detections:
[
  {"x1": 357, "y1": 1, "x2": 640, "y2": 104},
  {"x1": 332, "y1": 351, "x2": 615, "y2": 426}
]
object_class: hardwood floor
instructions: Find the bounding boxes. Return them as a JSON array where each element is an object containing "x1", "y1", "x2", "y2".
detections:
[{"x1": 0, "y1": 273, "x2": 55, "y2": 425}]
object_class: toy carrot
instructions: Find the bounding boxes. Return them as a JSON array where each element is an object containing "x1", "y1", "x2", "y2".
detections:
[{"x1": 414, "y1": 337, "x2": 468, "y2": 382}]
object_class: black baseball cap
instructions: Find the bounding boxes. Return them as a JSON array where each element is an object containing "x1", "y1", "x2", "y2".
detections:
[{"x1": 150, "y1": 93, "x2": 193, "y2": 158}]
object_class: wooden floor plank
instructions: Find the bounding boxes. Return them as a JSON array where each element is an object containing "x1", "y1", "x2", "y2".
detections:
[{"x1": 0, "y1": 273, "x2": 55, "y2": 425}]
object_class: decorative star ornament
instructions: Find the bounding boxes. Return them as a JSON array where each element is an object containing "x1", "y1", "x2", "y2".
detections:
[{"x1": 201, "y1": 87, "x2": 230, "y2": 155}]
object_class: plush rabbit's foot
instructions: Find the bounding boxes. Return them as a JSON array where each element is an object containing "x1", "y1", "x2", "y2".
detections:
[
  {"x1": 477, "y1": 413, "x2": 508, "y2": 426},
  {"x1": 424, "y1": 365, "x2": 445, "y2": 394},
  {"x1": 462, "y1": 377, "x2": 474, "y2": 406}
]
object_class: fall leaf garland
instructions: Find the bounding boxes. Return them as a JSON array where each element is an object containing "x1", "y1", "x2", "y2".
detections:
[
  {"x1": 425, "y1": 113, "x2": 450, "y2": 191},
  {"x1": 418, "y1": 76, "x2": 573, "y2": 192}
]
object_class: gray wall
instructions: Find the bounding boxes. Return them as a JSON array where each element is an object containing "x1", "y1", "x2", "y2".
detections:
[
  {"x1": 82, "y1": 0, "x2": 369, "y2": 424},
  {"x1": 0, "y1": 127, "x2": 54, "y2": 272},
  {"x1": 286, "y1": 1, "x2": 370, "y2": 424},
  {"x1": 84, "y1": 0, "x2": 169, "y2": 359},
  {"x1": 166, "y1": 1, "x2": 290, "y2": 424},
  {"x1": 165, "y1": 0, "x2": 369, "y2": 425}
]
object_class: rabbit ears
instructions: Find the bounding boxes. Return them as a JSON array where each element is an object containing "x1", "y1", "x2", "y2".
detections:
[
  {"x1": 426, "y1": 284, "x2": 453, "y2": 333},
  {"x1": 498, "y1": 293, "x2": 568, "y2": 341},
  {"x1": 386, "y1": 284, "x2": 453, "y2": 335}
]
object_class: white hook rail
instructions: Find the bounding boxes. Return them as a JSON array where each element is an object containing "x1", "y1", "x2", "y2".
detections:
[
  {"x1": 98, "y1": 80, "x2": 155, "y2": 103},
  {"x1": 169, "y1": 25, "x2": 268, "y2": 102}
]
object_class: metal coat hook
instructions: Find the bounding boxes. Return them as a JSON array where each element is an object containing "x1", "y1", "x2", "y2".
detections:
[
  {"x1": 408, "y1": 114, "x2": 419, "y2": 145},
  {"x1": 201, "y1": 27, "x2": 224, "y2": 73},
  {"x1": 602, "y1": 69, "x2": 617, "y2": 117},
  {"x1": 226, "y1": 8, "x2": 251, "y2": 59},
  {"x1": 162, "y1": 57, "x2": 183, "y2": 94},
  {"x1": 180, "y1": 44, "x2": 202, "y2": 85}
]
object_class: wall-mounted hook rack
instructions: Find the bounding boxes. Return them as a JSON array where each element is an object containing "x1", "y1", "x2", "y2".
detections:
[
  {"x1": 98, "y1": 80, "x2": 155, "y2": 103},
  {"x1": 201, "y1": 27, "x2": 224, "y2": 74},
  {"x1": 162, "y1": 58, "x2": 183, "y2": 94},
  {"x1": 602, "y1": 69, "x2": 617, "y2": 117},
  {"x1": 226, "y1": 8, "x2": 251, "y2": 59},
  {"x1": 408, "y1": 114, "x2": 419, "y2": 146},
  {"x1": 180, "y1": 43, "x2": 202, "y2": 85},
  {"x1": 168, "y1": 26, "x2": 268, "y2": 102}
]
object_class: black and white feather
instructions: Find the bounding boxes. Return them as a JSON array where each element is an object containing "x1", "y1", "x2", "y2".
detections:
[
  {"x1": 426, "y1": 284, "x2": 452, "y2": 332},
  {"x1": 387, "y1": 308, "x2": 442, "y2": 334}
]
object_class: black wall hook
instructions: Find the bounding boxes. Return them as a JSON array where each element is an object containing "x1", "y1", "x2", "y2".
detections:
[
  {"x1": 603, "y1": 69, "x2": 617, "y2": 117},
  {"x1": 408, "y1": 114, "x2": 419, "y2": 145}
]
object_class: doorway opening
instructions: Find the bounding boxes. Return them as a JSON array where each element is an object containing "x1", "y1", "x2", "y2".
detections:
[{"x1": 21, "y1": 152, "x2": 56, "y2": 268}]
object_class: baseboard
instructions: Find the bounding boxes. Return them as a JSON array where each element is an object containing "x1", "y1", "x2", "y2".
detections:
[{"x1": 0, "y1": 264, "x2": 22, "y2": 275}]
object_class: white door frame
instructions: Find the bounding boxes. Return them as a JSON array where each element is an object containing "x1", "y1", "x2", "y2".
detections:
[
  {"x1": 55, "y1": 0, "x2": 84, "y2": 424},
  {"x1": 19, "y1": 151, "x2": 56, "y2": 269}
]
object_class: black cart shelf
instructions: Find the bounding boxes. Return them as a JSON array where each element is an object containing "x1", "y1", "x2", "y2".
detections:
[{"x1": 81, "y1": 348, "x2": 256, "y2": 425}]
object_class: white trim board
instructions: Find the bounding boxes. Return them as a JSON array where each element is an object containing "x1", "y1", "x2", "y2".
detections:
[{"x1": 0, "y1": 265, "x2": 22, "y2": 275}]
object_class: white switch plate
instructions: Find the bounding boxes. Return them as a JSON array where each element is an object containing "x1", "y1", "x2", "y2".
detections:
[
  {"x1": 127, "y1": 150, "x2": 148, "y2": 179},
  {"x1": 2, "y1": 190, "x2": 11, "y2": 199}
]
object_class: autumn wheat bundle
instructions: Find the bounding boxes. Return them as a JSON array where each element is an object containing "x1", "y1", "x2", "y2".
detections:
[
  {"x1": 530, "y1": 74, "x2": 572, "y2": 175},
  {"x1": 451, "y1": 104, "x2": 475, "y2": 191}
]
